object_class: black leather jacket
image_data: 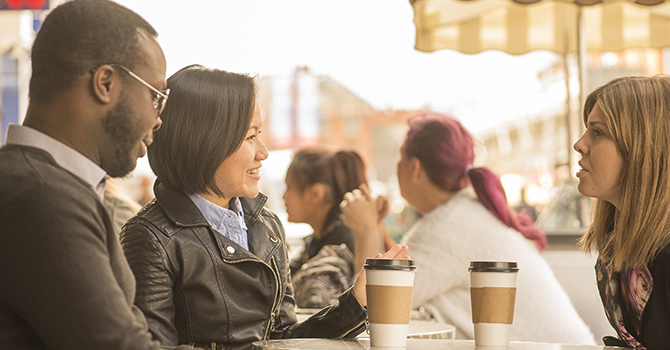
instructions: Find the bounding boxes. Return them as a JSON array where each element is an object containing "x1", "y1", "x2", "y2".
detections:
[{"x1": 119, "y1": 183, "x2": 367, "y2": 350}]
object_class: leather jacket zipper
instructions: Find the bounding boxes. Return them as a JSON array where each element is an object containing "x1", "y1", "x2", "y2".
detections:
[
  {"x1": 263, "y1": 256, "x2": 282, "y2": 339},
  {"x1": 337, "y1": 318, "x2": 367, "y2": 339},
  {"x1": 223, "y1": 256, "x2": 280, "y2": 340}
]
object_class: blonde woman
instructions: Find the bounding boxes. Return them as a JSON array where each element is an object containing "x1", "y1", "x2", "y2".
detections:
[{"x1": 574, "y1": 75, "x2": 670, "y2": 349}]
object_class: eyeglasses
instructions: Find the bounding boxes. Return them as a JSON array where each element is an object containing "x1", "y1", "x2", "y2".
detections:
[{"x1": 91, "y1": 64, "x2": 170, "y2": 116}]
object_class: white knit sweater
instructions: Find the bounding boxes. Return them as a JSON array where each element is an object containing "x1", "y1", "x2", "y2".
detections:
[{"x1": 400, "y1": 188, "x2": 596, "y2": 344}]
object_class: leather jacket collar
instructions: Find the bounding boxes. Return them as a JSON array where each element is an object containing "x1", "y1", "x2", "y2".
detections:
[
  {"x1": 152, "y1": 181, "x2": 269, "y2": 231},
  {"x1": 148, "y1": 181, "x2": 280, "y2": 264}
]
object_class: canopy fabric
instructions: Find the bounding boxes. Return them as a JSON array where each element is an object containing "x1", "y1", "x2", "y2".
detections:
[{"x1": 412, "y1": 0, "x2": 670, "y2": 54}]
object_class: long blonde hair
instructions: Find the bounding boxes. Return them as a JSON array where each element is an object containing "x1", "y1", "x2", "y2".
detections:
[{"x1": 579, "y1": 75, "x2": 670, "y2": 271}]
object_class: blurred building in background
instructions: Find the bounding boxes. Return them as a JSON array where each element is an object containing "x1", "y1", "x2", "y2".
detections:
[
  {"x1": 257, "y1": 66, "x2": 417, "y2": 183},
  {"x1": 478, "y1": 48, "x2": 667, "y2": 185}
]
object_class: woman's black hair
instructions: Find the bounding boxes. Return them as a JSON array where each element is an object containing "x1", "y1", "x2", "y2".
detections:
[{"x1": 148, "y1": 64, "x2": 257, "y2": 197}]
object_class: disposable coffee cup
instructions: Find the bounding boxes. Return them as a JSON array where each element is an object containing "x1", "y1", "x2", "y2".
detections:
[
  {"x1": 468, "y1": 261, "x2": 518, "y2": 347},
  {"x1": 365, "y1": 258, "x2": 416, "y2": 348}
]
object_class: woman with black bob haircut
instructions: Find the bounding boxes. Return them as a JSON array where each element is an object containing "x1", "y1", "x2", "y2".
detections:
[{"x1": 120, "y1": 64, "x2": 408, "y2": 350}]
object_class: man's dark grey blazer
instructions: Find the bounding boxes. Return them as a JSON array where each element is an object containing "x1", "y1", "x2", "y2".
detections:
[{"x1": 0, "y1": 145, "x2": 191, "y2": 350}]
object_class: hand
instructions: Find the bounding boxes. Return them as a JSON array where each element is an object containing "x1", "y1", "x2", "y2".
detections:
[
  {"x1": 365, "y1": 244, "x2": 410, "y2": 261},
  {"x1": 341, "y1": 185, "x2": 385, "y2": 281},
  {"x1": 340, "y1": 184, "x2": 378, "y2": 236},
  {"x1": 352, "y1": 244, "x2": 411, "y2": 307},
  {"x1": 375, "y1": 194, "x2": 389, "y2": 224}
]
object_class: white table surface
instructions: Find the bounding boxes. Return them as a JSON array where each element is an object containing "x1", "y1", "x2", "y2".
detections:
[
  {"x1": 357, "y1": 320, "x2": 455, "y2": 340},
  {"x1": 251, "y1": 338, "x2": 629, "y2": 350}
]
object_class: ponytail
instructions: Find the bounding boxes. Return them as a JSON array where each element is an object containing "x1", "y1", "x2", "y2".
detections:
[
  {"x1": 330, "y1": 150, "x2": 367, "y2": 202},
  {"x1": 468, "y1": 167, "x2": 548, "y2": 252}
]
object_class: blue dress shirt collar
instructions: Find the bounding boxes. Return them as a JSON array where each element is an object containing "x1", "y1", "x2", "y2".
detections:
[{"x1": 187, "y1": 194, "x2": 249, "y2": 250}]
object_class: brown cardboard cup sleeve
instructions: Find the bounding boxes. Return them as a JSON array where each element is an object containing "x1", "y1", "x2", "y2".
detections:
[
  {"x1": 366, "y1": 285, "x2": 414, "y2": 324},
  {"x1": 470, "y1": 287, "x2": 516, "y2": 324}
]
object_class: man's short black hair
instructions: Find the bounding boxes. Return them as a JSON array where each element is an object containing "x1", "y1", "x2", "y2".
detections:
[
  {"x1": 29, "y1": 0, "x2": 157, "y2": 103},
  {"x1": 148, "y1": 65, "x2": 257, "y2": 197}
]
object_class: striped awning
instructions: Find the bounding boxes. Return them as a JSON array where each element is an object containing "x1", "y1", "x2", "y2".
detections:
[{"x1": 411, "y1": 0, "x2": 670, "y2": 54}]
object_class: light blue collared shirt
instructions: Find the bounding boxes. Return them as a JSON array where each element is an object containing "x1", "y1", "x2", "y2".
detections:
[
  {"x1": 187, "y1": 194, "x2": 249, "y2": 250},
  {"x1": 6, "y1": 124, "x2": 108, "y2": 200}
]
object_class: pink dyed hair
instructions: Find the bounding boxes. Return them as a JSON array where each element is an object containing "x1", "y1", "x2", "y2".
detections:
[{"x1": 401, "y1": 111, "x2": 547, "y2": 252}]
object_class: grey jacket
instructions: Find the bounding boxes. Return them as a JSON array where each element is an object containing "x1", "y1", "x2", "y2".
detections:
[
  {"x1": 0, "y1": 145, "x2": 190, "y2": 350},
  {"x1": 119, "y1": 182, "x2": 367, "y2": 350}
]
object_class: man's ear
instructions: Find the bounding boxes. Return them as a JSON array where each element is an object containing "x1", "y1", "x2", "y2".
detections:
[
  {"x1": 90, "y1": 64, "x2": 116, "y2": 104},
  {"x1": 307, "y1": 183, "x2": 327, "y2": 205}
]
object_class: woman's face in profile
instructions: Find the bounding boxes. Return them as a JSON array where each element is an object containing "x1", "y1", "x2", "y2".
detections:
[
  {"x1": 282, "y1": 171, "x2": 311, "y2": 224},
  {"x1": 396, "y1": 154, "x2": 415, "y2": 204},
  {"x1": 573, "y1": 101, "x2": 623, "y2": 207},
  {"x1": 211, "y1": 109, "x2": 268, "y2": 202}
]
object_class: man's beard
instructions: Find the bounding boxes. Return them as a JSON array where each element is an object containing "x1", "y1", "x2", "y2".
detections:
[{"x1": 101, "y1": 97, "x2": 146, "y2": 178}]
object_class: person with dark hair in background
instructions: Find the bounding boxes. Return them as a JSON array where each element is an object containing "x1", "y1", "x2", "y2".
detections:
[
  {"x1": 575, "y1": 75, "x2": 670, "y2": 349},
  {"x1": 285, "y1": 147, "x2": 369, "y2": 275},
  {"x1": 283, "y1": 147, "x2": 388, "y2": 307},
  {"x1": 120, "y1": 65, "x2": 409, "y2": 350},
  {"x1": 341, "y1": 111, "x2": 595, "y2": 344},
  {"x1": 0, "y1": 0, "x2": 194, "y2": 349}
]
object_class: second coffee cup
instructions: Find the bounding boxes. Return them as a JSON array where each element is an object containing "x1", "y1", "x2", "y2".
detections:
[
  {"x1": 469, "y1": 261, "x2": 518, "y2": 347},
  {"x1": 365, "y1": 258, "x2": 416, "y2": 348}
]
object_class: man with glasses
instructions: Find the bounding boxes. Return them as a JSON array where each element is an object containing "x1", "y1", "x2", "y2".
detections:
[{"x1": 0, "y1": 0, "x2": 192, "y2": 349}]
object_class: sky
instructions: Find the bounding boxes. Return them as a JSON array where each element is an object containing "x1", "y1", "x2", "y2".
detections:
[{"x1": 112, "y1": 0, "x2": 562, "y2": 133}]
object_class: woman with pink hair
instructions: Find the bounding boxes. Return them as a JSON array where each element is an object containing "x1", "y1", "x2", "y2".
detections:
[{"x1": 341, "y1": 111, "x2": 595, "y2": 344}]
